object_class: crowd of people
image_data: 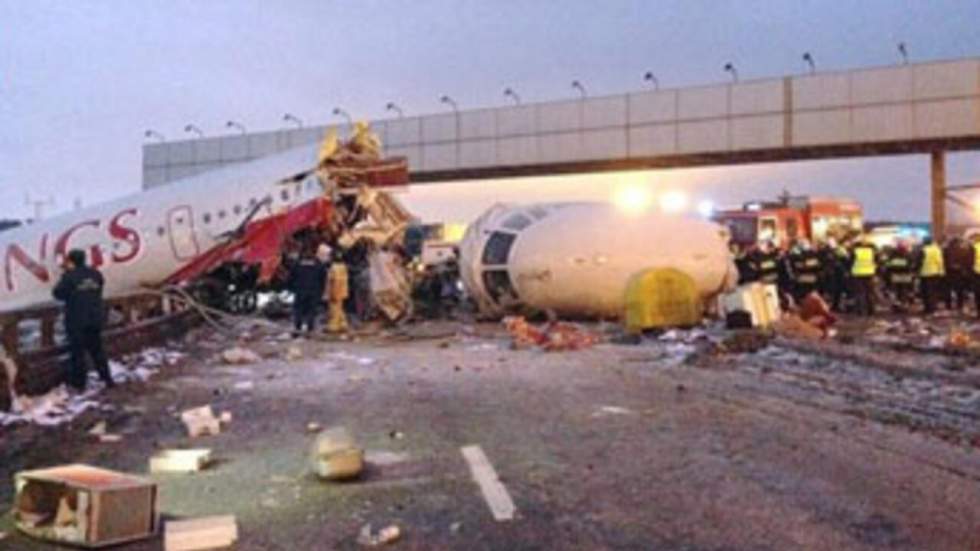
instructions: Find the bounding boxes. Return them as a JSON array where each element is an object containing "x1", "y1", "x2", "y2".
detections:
[{"x1": 733, "y1": 234, "x2": 980, "y2": 318}]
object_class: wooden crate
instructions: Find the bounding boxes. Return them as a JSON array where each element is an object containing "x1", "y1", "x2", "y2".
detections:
[{"x1": 14, "y1": 464, "x2": 158, "y2": 548}]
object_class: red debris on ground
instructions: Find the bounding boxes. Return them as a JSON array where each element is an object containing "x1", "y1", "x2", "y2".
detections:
[
  {"x1": 798, "y1": 292, "x2": 837, "y2": 336},
  {"x1": 503, "y1": 316, "x2": 600, "y2": 351}
]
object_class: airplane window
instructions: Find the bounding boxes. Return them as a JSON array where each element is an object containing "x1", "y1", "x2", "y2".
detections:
[
  {"x1": 175, "y1": 216, "x2": 184, "y2": 225},
  {"x1": 249, "y1": 198, "x2": 258, "y2": 208},
  {"x1": 156, "y1": 226, "x2": 165, "y2": 237},
  {"x1": 203, "y1": 213, "x2": 212, "y2": 224},
  {"x1": 482, "y1": 269, "x2": 518, "y2": 304},
  {"x1": 281, "y1": 189, "x2": 290, "y2": 202},
  {"x1": 294, "y1": 183, "x2": 302, "y2": 196},
  {"x1": 233, "y1": 205, "x2": 242, "y2": 215},
  {"x1": 501, "y1": 213, "x2": 533, "y2": 232},
  {"x1": 482, "y1": 231, "x2": 516, "y2": 265},
  {"x1": 218, "y1": 210, "x2": 227, "y2": 219}
]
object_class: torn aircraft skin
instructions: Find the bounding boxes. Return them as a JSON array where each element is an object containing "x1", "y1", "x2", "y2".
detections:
[
  {"x1": 458, "y1": 202, "x2": 738, "y2": 319},
  {"x1": 0, "y1": 125, "x2": 409, "y2": 314}
]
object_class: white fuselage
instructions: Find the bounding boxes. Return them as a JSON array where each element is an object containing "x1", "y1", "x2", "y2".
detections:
[
  {"x1": 0, "y1": 143, "x2": 325, "y2": 313},
  {"x1": 459, "y1": 202, "x2": 738, "y2": 318}
]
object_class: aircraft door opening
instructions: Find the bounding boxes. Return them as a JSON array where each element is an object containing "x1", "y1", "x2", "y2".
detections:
[{"x1": 167, "y1": 205, "x2": 200, "y2": 261}]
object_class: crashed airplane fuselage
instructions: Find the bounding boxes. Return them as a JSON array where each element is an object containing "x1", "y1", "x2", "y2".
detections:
[
  {"x1": 0, "y1": 129, "x2": 407, "y2": 314},
  {"x1": 458, "y1": 202, "x2": 738, "y2": 319}
]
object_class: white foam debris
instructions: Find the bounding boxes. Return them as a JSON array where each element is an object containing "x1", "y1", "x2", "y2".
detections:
[
  {"x1": 326, "y1": 351, "x2": 377, "y2": 366},
  {"x1": 0, "y1": 346, "x2": 184, "y2": 428},
  {"x1": 466, "y1": 343, "x2": 499, "y2": 352},
  {"x1": 1, "y1": 385, "x2": 100, "y2": 427},
  {"x1": 591, "y1": 405, "x2": 634, "y2": 418}
]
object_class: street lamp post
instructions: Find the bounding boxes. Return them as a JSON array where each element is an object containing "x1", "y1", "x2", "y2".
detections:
[
  {"x1": 571, "y1": 80, "x2": 587, "y2": 99},
  {"x1": 440, "y1": 95, "x2": 460, "y2": 166},
  {"x1": 385, "y1": 102, "x2": 404, "y2": 118},
  {"x1": 503, "y1": 88, "x2": 521, "y2": 105},
  {"x1": 332, "y1": 107, "x2": 353, "y2": 127},
  {"x1": 226, "y1": 120, "x2": 247, "y2": 135},
  {"x1": 643, "y1": 71, "x2": 660, "y2": 90},
  {"x1": 283, "y1": 113, "x2": 303, "y2": 128},
  {"x1": 184, "y1": 124, "x2": 204, "y2": 138},
  {"x1": 723, "y1": 63, "x2": 739, "y2": 83},
  {"x1": 803, "y1": 52, "x2": 816, "y2": 74},
  {"x1": 898, "y1": 42, "x2": 909, "y2": 65},
  {"x1": 144, "y1": 129, "x2": 166, "y2": 142}
]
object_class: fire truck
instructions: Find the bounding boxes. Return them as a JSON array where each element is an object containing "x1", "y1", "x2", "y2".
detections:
[{"x1": 713, "y1": 195, "x2": 863, "y2": 249}]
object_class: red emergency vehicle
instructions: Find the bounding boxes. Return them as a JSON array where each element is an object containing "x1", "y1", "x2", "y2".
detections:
[{"x1": 713, "y1": 195, "x2": 863, "y2": 249}]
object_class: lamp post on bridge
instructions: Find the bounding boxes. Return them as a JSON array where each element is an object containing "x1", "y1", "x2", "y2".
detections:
[
  {"x1": 643, "y1": 72, "x2": 660, "y2": 90},
  {"x1": 802, "y1": 52, "x2": 816, "y2": 75},
  {"x1": 440, "y1": 95, "x2": 460, "y2": 166},
  {"x1": 503, "y1": 88, "x2": 521, "y2": 106},
  {"x1": 144, "y1": 129, "x2": 166, "y2": 142},
  {"x1": 183, "y1": 124, "x2": 204, "y2": 138},
  {"x1": 898, "y1": 42, "x2": 909, "y2": 65},
  {"x1": 570, "y1": 80, "x2": 587, "y2": 99},
  {"x1": 283, "y1": 113, "x2": 303, "y2": 128},
  {"x1": 723, "y1": 63, "x2": 739, "y2": 83},
  {"x1": 385, "y1": 102, "x2": 404, "y2": 118},
  {"x1": 226, "y1": 120, "x2": 247, "y2": 135},
  {"x1": 332, "y1": 107, "x2": 353, "y2": 127}
]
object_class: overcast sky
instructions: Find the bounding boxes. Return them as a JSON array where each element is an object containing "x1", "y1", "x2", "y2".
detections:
[{"x1": 3, "y1": 1, "x2": 980, "y2": 223}]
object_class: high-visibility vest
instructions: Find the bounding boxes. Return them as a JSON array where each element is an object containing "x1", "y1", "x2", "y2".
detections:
[
  {"x1": 974, "y1": 242, "x2": 980, "y2": 274},
  {"x1": 921, "y1": 244, "x2": 945, "y2": 277},
  {"x1": 851, "y1": 246, "x2": 876, "y2": 277},
  {"x1": 328, "y1": 262, "x2": 349, "y2": 301}
]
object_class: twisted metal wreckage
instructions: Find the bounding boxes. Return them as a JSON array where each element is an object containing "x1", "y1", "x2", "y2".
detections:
[
  {"x1": 165, "y1": 122, "x2": 415, "y2": 320},
  {"x1": 0, "y1": 123, "x2": 416, "y2": 413}
]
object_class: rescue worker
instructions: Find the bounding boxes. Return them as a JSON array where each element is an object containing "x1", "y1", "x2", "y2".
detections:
[
  {"x1": 817, "y1": 239, "x2": 845, "y2": 311},
  {"x1": 288, "y1": 247, "x2": 326, "y2": 336},
  {"x1": 883, "y1": 240, "x2": 916, "y2": 307},
  {"x1": 788, "y1": 239, "x2": 822, "y2": 302},
  {"x1": 731, "y1": 242, "x2": 755, "y2": 284},
  {"x1": 52, "y1": 249, "x2": 114, "y2": 391},
  {"x1": 849, "y1": 237, "x2": 877, "y2": 316},
  {"x1": 919, "y1": 237, "x2": 946, "y2": 314},
  {"x1": 749, "y1": 241, "x2": 780, "y2": 287},
  {"x1": 326, "y1": 251, "x2": 350, "y2": 333},
  {"x1": 943, "y1": 236, "x2": 972, "y2": 311}
]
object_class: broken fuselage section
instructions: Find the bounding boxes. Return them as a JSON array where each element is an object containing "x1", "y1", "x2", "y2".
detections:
[{"x1": 458, "y1": 202, "x2": 738, "y2": 321}]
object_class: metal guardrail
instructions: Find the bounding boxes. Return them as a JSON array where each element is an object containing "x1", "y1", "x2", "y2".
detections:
[{"x1": 0, "y1": 293, "x2": 199, "y2": 412}]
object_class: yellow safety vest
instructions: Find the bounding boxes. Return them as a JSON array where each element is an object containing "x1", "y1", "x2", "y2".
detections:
[
  {"x1": 921, "y1": 244, "x2": 945, "y2": 277},
  {"x1": 974, "y1": 242, "x2": 980, "y2": 275},
  {"x1": 851, "y1": 246, "x2": 876, "y2": 277}
]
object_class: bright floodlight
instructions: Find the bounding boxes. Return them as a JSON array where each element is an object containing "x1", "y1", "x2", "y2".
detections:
[
  {"x1": 612, "y1": 184, "x2": 653, "y2": 214},
  {"x1": 660, "y1": 191, "x2": 689, "y2": 213},
  {"x1": 696, "y1": 200, "x2": 715, "y2": 218}
]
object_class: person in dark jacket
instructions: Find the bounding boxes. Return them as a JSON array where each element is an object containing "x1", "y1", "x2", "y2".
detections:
[
  {"x1": 882, "y1": 241, "x2": 916, "y2": 308},
  {"x1": 731, "y1": 242, "x2": 755, "y2": 284},
  {"x1": 52, "y1": 249, "x2": 114, "y2": 391},
  {"x1": 288, "y1": 247, "x2": 327, "y2": 335},
  {"x1": 943, "y1": 236, "x2": 972, "y2": 311},
  {"x1": 788, "y1": 240, "x2": 822, "y2": 302}
]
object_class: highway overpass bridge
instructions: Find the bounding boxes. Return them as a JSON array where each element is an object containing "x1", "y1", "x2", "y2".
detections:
[{"x1": 144, "y1": 56, "x2": 980, "y2": 237}]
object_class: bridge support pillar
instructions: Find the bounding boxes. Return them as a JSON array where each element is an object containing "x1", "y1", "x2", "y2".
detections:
[{"x1": 931, "y1": 150, "x2": 946, "y2": 242}]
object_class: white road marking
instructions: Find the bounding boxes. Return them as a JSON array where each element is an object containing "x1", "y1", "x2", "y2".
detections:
[{"x1": 461, "y1": 445, "x2": 517, "y2": 521}]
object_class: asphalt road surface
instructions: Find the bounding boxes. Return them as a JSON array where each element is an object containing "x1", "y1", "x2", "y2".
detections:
[{"x1": 1, "y1": 320, "x2": 979, "y2": 550}]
